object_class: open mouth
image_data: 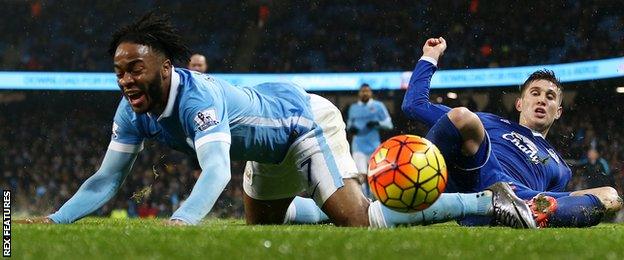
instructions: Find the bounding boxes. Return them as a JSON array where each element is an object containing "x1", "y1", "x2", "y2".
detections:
[
  {"x1": 125, "y1": 90, "x2": 146, "y2": 107},
  {"x1": 534, "y1": 107, "x2": 546, "y2": 118}
]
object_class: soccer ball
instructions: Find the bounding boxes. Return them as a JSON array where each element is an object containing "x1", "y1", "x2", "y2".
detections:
[{"x1": 368, "y1": 134, "x2": 448, "y2": 212}]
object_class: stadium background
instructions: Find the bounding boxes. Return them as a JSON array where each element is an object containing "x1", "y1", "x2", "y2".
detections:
[{"x1": 1, "y1": 1, "x2": 623, "y2": 221}]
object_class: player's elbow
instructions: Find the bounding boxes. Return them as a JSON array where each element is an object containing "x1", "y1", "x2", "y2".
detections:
[
  {"x1": 401, "y1": 100, "x2": 423, "y2": 119},
  {"x1": 212, "y1": 169, "x2": 231, "y2": 188}
]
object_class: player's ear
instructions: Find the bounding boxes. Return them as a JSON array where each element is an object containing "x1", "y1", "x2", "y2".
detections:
[
  {"x1": 555, "y1": 105, "x2": 562, "y2": 120},
  {"x1": 515, "y1": 97, "x2": 523, "y2": 112},
  {"x1": 161, "y1": 59, "x2": 172, "y2": 78}
]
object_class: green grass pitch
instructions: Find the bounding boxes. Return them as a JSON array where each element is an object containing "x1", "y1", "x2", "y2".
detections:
[{"x1": 13, "y1": 218, "x2": 624, "y2": 259}]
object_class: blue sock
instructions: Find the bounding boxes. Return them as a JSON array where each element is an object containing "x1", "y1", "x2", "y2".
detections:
[
  {"x1": 549, "y1": 195, "x2": 605, "y2": 227},
  {"x1": 283, "y1": 196, "x2": 329, "y2": 224},
  {"x1": 369, "y1": 192, "x2": 492, "y2": 227}
]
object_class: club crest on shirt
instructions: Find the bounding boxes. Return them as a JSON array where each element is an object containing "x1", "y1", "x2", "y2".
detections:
[
  {"x1": 112, "y1": 122, "x2": 119, "y2": 139},
  {"x1": 194, "y1": 109, "x2": 219, "y2": 131},
  {"x1": 547, "y1": 148, "x2": 561, "y2": 164}
]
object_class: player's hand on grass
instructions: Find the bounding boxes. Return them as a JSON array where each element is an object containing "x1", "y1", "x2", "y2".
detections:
[
  {"x1": 165, "y1": 219, "x2": 189, "y2": 226},
  {"x1": 15, "y1": 216, "x2": 54, "y2": 224},
  {"x1": 422, "y1": 37, "x2": 447, "y2": 62}
]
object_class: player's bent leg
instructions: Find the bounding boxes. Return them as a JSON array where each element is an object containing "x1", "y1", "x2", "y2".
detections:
[
  {"x1": 321, "y1": 179, "x2": 370, "y2": 227},
  {"x1": 304, "y1": 94, "x2": 370, "y2": 226},
  {"x1": 368, "y1": 191, "x2": 493, "y2": 228},
  {"x1": 284, "y1": 196, "x2": 329, "y2": 224},
  {"x1": 528, "y1": 187, "x2": 623, "y2": 228},
  {"x1": 446, "y1": 107, "x2": 486, "y2": 157},
  {"x1": 570, "y1": 186, "x2": 623, "y2": 212},
  {"x1": 243, "y1": 193, "x2": 295, "y2": 225},
  {"x1": 242, "y1": 160, "x2": 308, "y2": 225}
]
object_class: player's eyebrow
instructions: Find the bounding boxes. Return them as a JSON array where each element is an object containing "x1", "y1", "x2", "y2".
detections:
[{"x1": 114, "y1": 59, "x2": 144, "y2": 70}]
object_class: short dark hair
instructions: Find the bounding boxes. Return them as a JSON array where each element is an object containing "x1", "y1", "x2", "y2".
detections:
[
  {"x1": 360, "y1": 83, "x2": 371, "y2": 89},
  {"x1": 519, "y1": 69, "x2": 563, "y2": 95},
  {"x1": 108, "y1": 11, "x2": 191, "y2": 65}
]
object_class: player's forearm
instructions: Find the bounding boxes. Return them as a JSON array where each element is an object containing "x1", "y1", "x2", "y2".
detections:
[
  {"x1": 378, "y1": 117, "x2": 393, "y2": 130},
  {"x1": 170, "y1": 142, "x2": 231, "y2": 225},
  {"x1": 401, "y1": 58, "x2": 450, "y2": 126},
  {"x1": 49, "y1": 149, "x2": 136, "y2": 223}
]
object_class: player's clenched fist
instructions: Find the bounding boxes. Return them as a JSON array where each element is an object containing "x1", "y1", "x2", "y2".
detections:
[{"x1": 422, "y1": 37, "x2": 447, "y2": 62}]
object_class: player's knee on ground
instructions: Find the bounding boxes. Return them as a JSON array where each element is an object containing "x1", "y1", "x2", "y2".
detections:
[
  {"x1": 243, "y1": 194, "x2": 294, "y2": 225},
  {"x1": 321, "y1": 179, "x2": 370, "y2": 227},
  {"x1": 595, "y1": 186, "x2": 623, "y2": 212}
]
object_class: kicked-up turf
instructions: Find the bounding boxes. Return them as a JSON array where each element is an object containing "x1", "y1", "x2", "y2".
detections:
[{"x1": 12, "y1": 217, "x2": 624, "y2": 259}]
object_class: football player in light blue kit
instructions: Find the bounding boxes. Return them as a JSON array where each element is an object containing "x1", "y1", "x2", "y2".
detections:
[
  {"x1": 347, "y1": 83, "x2": 393, "y2": 196},
  {"x1": 41, "y1": 12, "x2": 373, "y2": 226},
  {"x1": 25, "y1": 14, "x2": 535, "y2": 228}
]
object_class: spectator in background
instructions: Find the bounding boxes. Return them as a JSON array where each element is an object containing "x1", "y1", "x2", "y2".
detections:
[
  {"x1": 187, "y1": 53, "x2": 208, "y2": 73},
  {"x1": 346, "y1": 83, "x2": 393, "y2": 197},
  {"x1": 574, "y1": 148, "x2": 615, "y2": 190}
]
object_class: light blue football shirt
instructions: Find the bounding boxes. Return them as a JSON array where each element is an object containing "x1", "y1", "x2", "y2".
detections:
[
  {"x1": 346, "y1": 99, "x2": 393, "y2": 155},
  {"x1": 111, "y1": 68, "x2": 315, "y2": 163}
]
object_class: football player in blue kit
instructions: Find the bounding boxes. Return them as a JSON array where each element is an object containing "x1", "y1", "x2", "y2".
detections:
[{"x1": 401, "y1": 37, "x2": 622, "y2": 227}]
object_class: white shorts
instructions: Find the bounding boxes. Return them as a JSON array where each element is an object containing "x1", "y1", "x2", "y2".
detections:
[
  {"x1": 352, "y1": 151, "x2": 370, "y2": 174},
  {"x1": 243, "y1": 94, "x2": 359, "y2": 207}
]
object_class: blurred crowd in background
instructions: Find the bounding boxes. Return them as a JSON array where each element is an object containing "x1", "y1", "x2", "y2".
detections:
[
  {"x1": 1, "y1": 1, "x2": 622, "y2": 72},
  {"x1": 1, "y1": 1, "x2": 624, "y2": 221}
]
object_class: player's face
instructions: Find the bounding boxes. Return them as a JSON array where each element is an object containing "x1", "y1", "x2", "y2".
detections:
[
  {"x1": 516, "y1": 79, "x2": 563, "y2": 133},
  {"x1": 359, "y1": 87, "x2": 372, "y2": 102},
  {"x1": 188, "y1": 55, "x2": 207, "y2": 73},
  {"x1": 113, "y1": 42, "x2": 168, "y2": 114}
]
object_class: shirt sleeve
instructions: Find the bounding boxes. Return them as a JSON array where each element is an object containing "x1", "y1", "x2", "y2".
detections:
[
  {"x1": 48, "y1": 149, "x2": 138, "y2": 223},
  {"x1": 377, "y1": 101, "x2": 393, "y2": 130},
  {"x1": 171, "y1": 86, "x2": 232, "y2": 224},
  {"x1": 401, "y1": 58, "x2": 451, "y2": 127},
  {"x1": 108, "y1": 100, "x2": 145, "y2": 153},
  {"x1": 182, "y1": 88, "x2": 231, "y2": 150},
  {"x1": 170, "y1": 141, "x2": 231, "y2": 224}
]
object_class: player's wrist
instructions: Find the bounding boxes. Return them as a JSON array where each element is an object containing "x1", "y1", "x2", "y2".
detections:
[{"x1": 420, "y1": 54, "x2": 439, "y2": 66}]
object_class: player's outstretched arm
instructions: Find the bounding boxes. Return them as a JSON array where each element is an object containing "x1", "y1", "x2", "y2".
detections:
[
  {"x1": 401, "y1": 37, "x2": 452, "y2": 127},
  {"x1": 169, "y1": 141, "x2": 231, "y2": 225},
  {"x1": 47, "y1": 148, "x2": 139, "y2": 224},
  {"x1": 377, "y1": 103, "x2": 394, "y2": 130}
]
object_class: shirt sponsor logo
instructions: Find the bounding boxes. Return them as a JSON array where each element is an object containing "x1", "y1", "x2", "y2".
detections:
[
  {"x1": 502, "y1": 131, "x2": 544, "y2": 164},
  {"x1": 194, "y1": 109, "x2": 219, "y2": 131}
]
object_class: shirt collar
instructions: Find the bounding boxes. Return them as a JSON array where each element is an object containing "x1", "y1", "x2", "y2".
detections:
[
  {"x1": 157, "y1": 67, "x2": 180, "y2": 121},
  {"x1": 519, "y1": 122, "x2": 544, "y2": 138}
]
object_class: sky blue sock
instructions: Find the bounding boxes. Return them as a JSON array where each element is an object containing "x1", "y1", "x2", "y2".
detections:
[
  {"x1": 369, "y1": 192, "x2": 492, "y2": 227},
  {"x1": 284, "y1": 196, "x2": 329, "y2": 224},
  {"x1": 549, "y1": 194, "x2": 605, "y2": 227}
]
